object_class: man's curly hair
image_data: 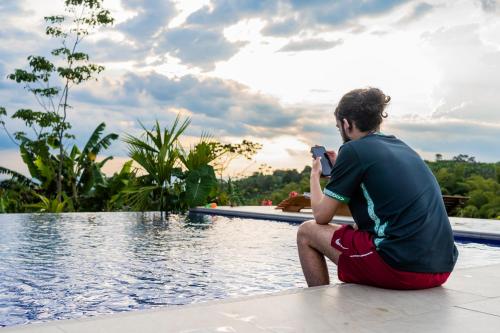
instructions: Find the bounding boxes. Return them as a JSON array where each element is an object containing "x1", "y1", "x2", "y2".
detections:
[{"x1": 334, "y1": 87, "x2": 390, "y2": 132}]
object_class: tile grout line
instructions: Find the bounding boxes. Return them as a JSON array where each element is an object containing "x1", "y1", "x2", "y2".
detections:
[
  {"x1": 441, "y1": 286, "x2": 495, "y2": 299},
  {"x1": 453, "y1": 305, "x2": 500, "y2": 318}
]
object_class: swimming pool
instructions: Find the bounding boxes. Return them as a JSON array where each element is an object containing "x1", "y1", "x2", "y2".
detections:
[{"x1": 1, "y1": 212, "x2": 499, "y2": 327}]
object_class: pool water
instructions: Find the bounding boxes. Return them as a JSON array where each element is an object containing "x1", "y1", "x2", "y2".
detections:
[{"x1": 1, "y1": 212, "x2": 500, "y2": 327}]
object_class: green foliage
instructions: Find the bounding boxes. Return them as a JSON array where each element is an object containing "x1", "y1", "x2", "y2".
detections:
[
  {"x1": 0, "y1": 122, "x2": 118, "y2": 213},
  {"x1": 0, "y1": 166, "x2": 37, "y2": 188},
  {"x1": 455, "y1": 176, "x2": 500, "y2": 219},
  {"x1": 226, "y1": 177, "x2": 243, "y2": 206},
  {"x1": 426, "y1": 156, "x2": 499, "y2": 218},
  {"x1": 211, "y1": 140, "x2": 262, "y2": 179},
  {"x1": 102, "y1": 160, "x2": 135, "y2": 211},
  {"x1": 0, "y1": 0, "x2": 114, "y2": 201},
  {"x1": 25, "y1": 193, "x2": 72, "y2": 213},
  {"x1": 119, "y1": 117, "x2": 257, "y2": 214},
  {"x1": 178, "y1": 135, "x2": 223, "y2": 207},
  {"x1": 123, "y1": 116, "x2": 191, "y2": 212},
  {"x1": 234, "y1": 166, "x2": 320, "y2": 205},
  {"x1": 0, "y1": 169, "x2": 38, "y2": 213},
  {"x1": 184, "y1": 165, "x2": 218, "y2": 207}
]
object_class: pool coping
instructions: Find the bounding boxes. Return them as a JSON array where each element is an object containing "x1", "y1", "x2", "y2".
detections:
[
  {"x1": 190, "y1": 206, "x2": 500, "y2": 245},
  {"x1": 3, "y1": 263, "x2": 500, "y2": 332}
]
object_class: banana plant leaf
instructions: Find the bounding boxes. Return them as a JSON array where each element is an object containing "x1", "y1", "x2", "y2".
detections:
[
  {"x1": 185, "y1": 165, "x2": 217, "y2": 207},
  {"x1": 0, "y1": 166, "x2": 37, "y2": 187}
]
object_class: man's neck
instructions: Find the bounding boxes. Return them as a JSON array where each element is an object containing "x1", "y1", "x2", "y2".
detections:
[{"x1": 350, "y1": 128, "x2": 380, "y2": 141}]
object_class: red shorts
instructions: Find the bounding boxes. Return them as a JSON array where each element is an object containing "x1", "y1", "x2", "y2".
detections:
[{"x1": 331, "y1": 225, "x2": 451, "y2": 290}]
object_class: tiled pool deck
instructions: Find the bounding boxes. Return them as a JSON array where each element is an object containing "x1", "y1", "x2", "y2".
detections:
[
  {"x1": 2, "y1": 206, "x2": 500, "y2": 332},
  {"x1": 3, "y1": 264, "x2": 500, "y2": 332}
]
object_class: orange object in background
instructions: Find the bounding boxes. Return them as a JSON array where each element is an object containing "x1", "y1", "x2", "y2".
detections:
[{"x1": 210, "y1": 203, "x2": 217, "y2": 208}]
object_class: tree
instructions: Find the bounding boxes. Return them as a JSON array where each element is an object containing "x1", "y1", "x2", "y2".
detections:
[
  {"x1": 0, "y1": 122, "x2": 118, "y2": 212},
  {"x1": 212, "y1": 140, "x2": 262, "y2": 180},
  {"x1": 0, "y1": 0, "x2": 114, "y2": 203},
  {"x1": 179, "y1": 136, "x2": 220, "y2": 208},
  {"x1": 452, "y1": 154, "x2": 476, "y2": 163},
  {"x1": 123, "y1": 116, "x2": 191, "y2": 214}
]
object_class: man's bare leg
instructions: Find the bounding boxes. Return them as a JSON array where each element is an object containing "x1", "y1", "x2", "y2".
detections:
[{"x1": 297, "y1": 220, "x2": 343, "y2": 287}]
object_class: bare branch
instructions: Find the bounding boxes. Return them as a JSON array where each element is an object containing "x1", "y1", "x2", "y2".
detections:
[{"x1": 0, "y1": 122, "x2": 20, "y2": 147}]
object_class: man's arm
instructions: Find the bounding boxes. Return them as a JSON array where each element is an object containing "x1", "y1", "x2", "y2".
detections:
[{"x1": 310, "y1": 156, "x2": 342, "y2": 224}]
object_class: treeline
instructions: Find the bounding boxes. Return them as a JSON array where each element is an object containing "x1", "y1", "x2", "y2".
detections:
[
  {"x1": 427, "y1": 155, "x2": 500, "y2": 219},
  {"x1": 232, "y1": 156, "x2": 500, "y2": 220}
]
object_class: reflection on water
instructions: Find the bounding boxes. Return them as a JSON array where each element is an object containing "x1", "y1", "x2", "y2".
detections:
[
  {"x1": 0, "y1": 212, "x2": 310, "y2": 327},
  {"x1": 0, "y1": 212, "x2": 499, "y2": 327}
]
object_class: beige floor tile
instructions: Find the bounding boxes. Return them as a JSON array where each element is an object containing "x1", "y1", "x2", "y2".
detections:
[
  {"x1": 457, "y1": 297, "x2": 500, "y2": 317},
  {"x1": 0, "y1": 324, "x2": 64, "y2": 333},
  {"x1": 198, "y1": 286, "x2": 400, "y2": 333},
  {"x1": 368, "y1": 306, "x2": 500, "y2": 333},
  {"x1": 444, "y1": 266, "x2": 500, "y2": 297},
  {"x1": 326, "y1": 283, "x2": 485, "y2": 316}
]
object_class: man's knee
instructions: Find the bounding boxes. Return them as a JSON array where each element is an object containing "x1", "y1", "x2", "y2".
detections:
[{"x1": 297, "y1": 219, "x2": 317, "y2": 245}]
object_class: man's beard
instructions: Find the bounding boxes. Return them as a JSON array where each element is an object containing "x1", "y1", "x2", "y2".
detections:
[{"x1": 340, "y1": 125, "x2": 351, "y2": 143}]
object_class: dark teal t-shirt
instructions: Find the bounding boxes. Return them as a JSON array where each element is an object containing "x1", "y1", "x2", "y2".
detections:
[{"x1": 324, "y1": 133, "x2": 458, "y2": 273}]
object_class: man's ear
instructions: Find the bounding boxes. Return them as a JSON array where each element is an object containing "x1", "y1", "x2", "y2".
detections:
[{"x1": 342, "y1": 118, "x2": 351, "y2": 131}]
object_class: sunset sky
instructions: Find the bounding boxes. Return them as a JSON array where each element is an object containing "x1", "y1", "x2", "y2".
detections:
[{"x1": 1, "y1": 0, "x2": 499, "y2": 178}]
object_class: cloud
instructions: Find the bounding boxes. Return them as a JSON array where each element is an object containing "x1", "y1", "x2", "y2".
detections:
[
  {"x1": 31, "y1": 71, "x2": 301, "y2": 143},
  {"x1": 422, "y1": 24, "x2": 500, "y2": 123},
  {"x1": 396, "y1": 2, "x2": 435, "y2": 25},
  {"x1": 117, "y1": 0, "x2": 177, "y2": 41},
  {"x1": 174, "y1": 0, "x2": 410, "y2": 67},
  {"x1": 287, "y1": 0, "x2": 411, "y2": 27},
  {"x1": 261, "y1": 18, "x2": 302, "y2": 37},
  {"x1": 189, "y1": 0, "x2": 410, "y2": 34},
  {"x1": 186, "y1": 1, "x2": 278, "y2": 28},
  {"x1": 278, "y1": 38, "x2": 343, "y2": 52},
  {"x1": 0, "y1": 0, "x2": 32, "y2": 16},
  {"x1": 0, "y1": 62, "x2": 7, "y2": 88},
  {"x1": 84, "y1": 38, "x2": 150, "y2": 63},
  {"x1": 386, "y1": 117, "x2": 500, "y2": 162},
  {"x1": 0, "y1": 27, "x2": 53, "y2": 69},
  {"x1": 156, "y1": 27, "x2": 247, "y2": 70},
  {"x1": 477, "y1": 0, "x2": 497, "y2": 12},
  {"x1": 120, "y1": 72, "x2": 294, "y2": 129}
]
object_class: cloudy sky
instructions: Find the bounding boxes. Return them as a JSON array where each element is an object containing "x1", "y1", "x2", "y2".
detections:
[{"x1": 1, "y1": 0, "x2": 499, "y2": 178}]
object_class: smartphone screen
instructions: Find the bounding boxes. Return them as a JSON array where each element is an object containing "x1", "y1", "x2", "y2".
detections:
[{"x1": 310, "y1": 146, "x2": 333, "y2": 176}]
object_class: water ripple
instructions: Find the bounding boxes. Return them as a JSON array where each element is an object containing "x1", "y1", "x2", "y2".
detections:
[{"x1": 0, "y1": 212, "x2": 498, "y2": 327}]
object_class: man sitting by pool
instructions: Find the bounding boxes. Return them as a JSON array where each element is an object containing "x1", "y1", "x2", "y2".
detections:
[{"x1": 297, "y1": 87, "x2": 458, "y2": 289}]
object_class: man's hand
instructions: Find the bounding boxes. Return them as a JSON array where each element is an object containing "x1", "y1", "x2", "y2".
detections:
[
  {"x1": 311, "y1": 156, "x2": 322, "y2": 178},
  {"x1": 325, "y1": 150, "x2": 337, "y2": 165}
]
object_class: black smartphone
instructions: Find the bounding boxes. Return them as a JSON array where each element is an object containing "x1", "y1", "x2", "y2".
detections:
[{"x1": 310, "y1": 146, "x2": 333, "y2": 177}]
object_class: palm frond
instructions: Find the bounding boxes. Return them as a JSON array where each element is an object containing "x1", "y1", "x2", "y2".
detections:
[
  {"x1": 199, "y1": 130, "x2": 215, "y2": 143},
  {"x1": 82, "y1": 122, "x2": 106, "y2": 156},
  {"x1": 169, "y1": 114, "x2": 191, "y2": 147},
  {"x1": 123, "y1": 185, "x2": 158, "y2": 211},
  {"x1": 96, "y1": 156, "x2": 113, "y2": 168},
  {"x1": 92, "y1": 133, "x2": 119, "y2": 155},
  {"x1": 0, "y1": 166, "x2": 36, "y2": 187},
  {"x1": 123, "y1": 133, "x2": 157, "y2": 154}
]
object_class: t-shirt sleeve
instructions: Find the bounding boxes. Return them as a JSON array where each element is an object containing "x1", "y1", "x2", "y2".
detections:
[{"x1": 324, "y1": 144, "x2": 363, "y2": 204}]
